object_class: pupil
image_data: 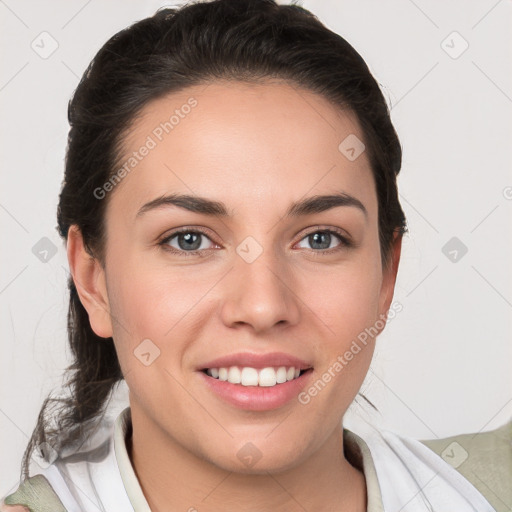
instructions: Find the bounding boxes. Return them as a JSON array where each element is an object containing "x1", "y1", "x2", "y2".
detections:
[
  {"x1": 179, "y1": 232, "x2": 201, "y2": 250},
  {"x1": 310, "y1": 232, "x2": 330, "y2": 250}
]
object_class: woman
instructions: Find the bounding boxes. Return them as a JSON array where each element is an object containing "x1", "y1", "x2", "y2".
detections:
[{"x1": 2, "y1": 0, "x2": 510, "y2": 510}]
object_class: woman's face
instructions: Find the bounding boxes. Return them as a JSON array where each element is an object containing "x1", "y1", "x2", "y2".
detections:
[{"x1": 80, "y1": 80, "x2": 400, "y2": 473}]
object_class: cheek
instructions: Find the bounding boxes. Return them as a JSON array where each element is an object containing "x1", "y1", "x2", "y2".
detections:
[
  {"x1": 303, "y1": 259, "x2": 382, "y2": 345},
  {"x1": 105, "y1": 266, "x2": 196, "y2": 412},
  {"x1": 106, "y1": 235, "x2": 191, "y2": 325},
  {"x1": 297, "y1": 266, "x2": 382, "y2": 412},
  {"x1": 105, "y1": 251, "x2": 219, "y2": 373}
]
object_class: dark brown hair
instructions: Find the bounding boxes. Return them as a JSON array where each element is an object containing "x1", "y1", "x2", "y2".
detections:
[{"x1": 21, "y1": 0, "x2": 406, "y2": 480}]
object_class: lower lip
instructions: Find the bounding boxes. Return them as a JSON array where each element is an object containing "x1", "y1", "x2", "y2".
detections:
[{"x1": 198, "y1": 369, "x2": 314, "y2": 411}]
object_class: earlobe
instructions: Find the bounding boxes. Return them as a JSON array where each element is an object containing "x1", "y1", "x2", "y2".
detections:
[
  {"x1": 378, "y1": 231, "x2": 403, "y2": 320},
  {"x1": 66, "y1": 225, "x2": 113, "y2": 339}
]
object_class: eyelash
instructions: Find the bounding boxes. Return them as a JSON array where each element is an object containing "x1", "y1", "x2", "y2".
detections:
[{"x1": 158, "y1": 226, "x2": 353, "y2": 258}]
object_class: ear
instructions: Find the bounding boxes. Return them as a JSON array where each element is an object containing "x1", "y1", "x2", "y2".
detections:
[
  {"x1": 67, "y1": 225, "x2": 113, "y2": 338},
  {"x1": 378, "y1": 231, "x2": 402, "y2": 319}
]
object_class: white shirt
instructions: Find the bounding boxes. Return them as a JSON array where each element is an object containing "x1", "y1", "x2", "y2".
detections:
[{"x1": 29, "y1": 406, "x2": 495, "y2": 512}]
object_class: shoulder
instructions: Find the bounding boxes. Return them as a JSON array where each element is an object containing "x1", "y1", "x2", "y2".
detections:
[
  {"x1": 0, "y1": 505, "x2": 28, "y2": 512},
  {"x1": 1, "y1": 474, "x2": 67, "y2": 512},
  {"x1": 419, "y1": 418, "x2": 512, "y2": 511}
]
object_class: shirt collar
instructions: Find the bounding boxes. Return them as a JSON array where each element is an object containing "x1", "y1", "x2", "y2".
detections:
[{"x1": 113, "y1": 406, "x2": 385, "y2": 511}]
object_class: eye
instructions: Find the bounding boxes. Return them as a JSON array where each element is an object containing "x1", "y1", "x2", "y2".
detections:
[
  {"x1": 295, "y1": 228, "x2": 352, "y2": 253},
  {"x1": 158, "y1": 226, "x2": 352, "y2": 257},
  {"x1": 159, "y1": 228, "x2": 217, "y2": 256}
]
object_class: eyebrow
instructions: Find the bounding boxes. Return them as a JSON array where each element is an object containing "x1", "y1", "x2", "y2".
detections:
[{"x1": 136, "y1": 192, "x2": 367, "y2": 219}]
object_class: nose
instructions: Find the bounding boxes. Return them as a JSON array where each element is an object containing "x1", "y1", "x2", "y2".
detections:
[{"x1": 220, "y1": 243, "x2": 301, "y2": 333}]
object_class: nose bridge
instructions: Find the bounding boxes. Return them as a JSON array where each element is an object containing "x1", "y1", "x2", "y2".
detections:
[{"x1": 220, "y1": 233, "x2": 300, "y2": 331}]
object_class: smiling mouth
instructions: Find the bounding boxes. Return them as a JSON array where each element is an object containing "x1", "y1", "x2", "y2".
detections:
[{"x1": 201, "y1": 366, "x2": 313, "y2": 387}]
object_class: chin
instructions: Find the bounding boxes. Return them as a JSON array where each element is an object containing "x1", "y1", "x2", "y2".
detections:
[{"x1": 198, "y1": 435, "x2": 309, "y2": 475}]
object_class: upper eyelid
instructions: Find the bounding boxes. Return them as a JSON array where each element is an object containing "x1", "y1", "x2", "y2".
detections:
[{"x1": 160, "y1": 227, "x2": 216, "y2": 244}]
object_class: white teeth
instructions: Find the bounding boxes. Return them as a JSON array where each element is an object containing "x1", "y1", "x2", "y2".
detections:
[
  {"x1": 276, "y1": 366, "x2": 287, "y2": 384},
  {"x1": 259, "y1": 367, "x2": 277, "y2": 387},
  {"x1": 205, "y1": 365, "x2": 305, "y2": 387},
  {"x1": 241, "y1": 367, "x2": 259, "y2": 386},
  {"x1": 227, "y1": 366, "x2": 241, "y2": 384}
]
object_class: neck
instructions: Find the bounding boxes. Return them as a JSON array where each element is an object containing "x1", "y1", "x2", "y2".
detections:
[{"x1": 127, "y1": 408, "x2": 367, "y2": 512}]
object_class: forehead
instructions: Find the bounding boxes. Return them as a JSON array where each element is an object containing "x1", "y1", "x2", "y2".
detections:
[{"x1": 109, "y1": 80, "x2": 376, "y2": 219}]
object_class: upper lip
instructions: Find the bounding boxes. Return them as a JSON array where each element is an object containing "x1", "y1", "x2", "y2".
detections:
[{"x1": 198, "y1": 352, "x2": 313, "y2": 371}]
